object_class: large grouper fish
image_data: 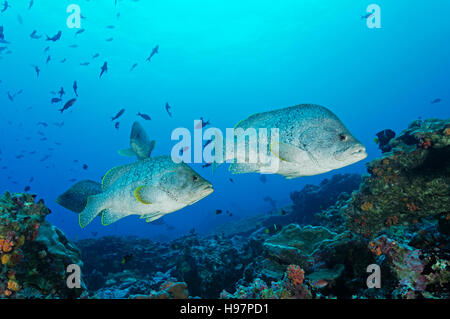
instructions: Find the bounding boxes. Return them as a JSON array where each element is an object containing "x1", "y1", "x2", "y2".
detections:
[
  {"x1": 79, "y1": 156, "x2": 214, "y2": 228},
  {"x1": 214, "y1": 104, "x2": 367, "y2": 179},
  {"x1": 118, "y1": 121, "x2": 156, "y2": 160}
]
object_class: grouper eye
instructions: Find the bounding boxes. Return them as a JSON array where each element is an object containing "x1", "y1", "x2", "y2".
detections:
[
  {"x1": 192, "y1": 175, "x2": 199, "y2": 181},
  {"x1": 339, "y1": 133, "x2": 348, "y2": 141}
]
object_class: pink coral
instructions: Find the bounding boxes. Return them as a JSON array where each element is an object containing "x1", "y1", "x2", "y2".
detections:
[{"x1": 286, "y1": 264, "x2": 305, "y2": 287}]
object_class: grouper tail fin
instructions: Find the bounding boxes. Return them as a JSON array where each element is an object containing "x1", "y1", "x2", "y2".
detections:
[
  {"x1": 118, "y1": 148, "x2": 137, "y2": 157},
  {"x1": 79, "y1": 193, "x2": 106, "y2": 228}
]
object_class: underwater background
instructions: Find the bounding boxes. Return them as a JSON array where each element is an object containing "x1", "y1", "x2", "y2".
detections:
[{"x1": 0, "y1": 0, "x2": 449, "y2": 299}]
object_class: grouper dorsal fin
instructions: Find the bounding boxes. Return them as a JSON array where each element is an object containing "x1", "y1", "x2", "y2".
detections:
[{"x1": 101, "y1": 163, "x2": 134, "y2": 191}]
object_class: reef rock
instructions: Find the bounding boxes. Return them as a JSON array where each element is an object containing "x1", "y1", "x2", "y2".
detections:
[
  {"x1": 344, "y1": 118, "x2": 450, "y2": 238},
  {"x1": 263, "y1": 224, "x2": 351, "y2": 270},
  {"x1": 0, "y1": 192, "x2": 85, "y2": 299},
  {"x1": 290, "y1": 173, "x2": 361, "y2": 224}
]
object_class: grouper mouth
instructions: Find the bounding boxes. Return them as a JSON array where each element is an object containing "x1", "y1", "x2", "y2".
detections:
[
  {"x1": 188, "y1": 185, "x2": 214, "y2": 205},
  {"x1": 334, "y1": 144, "x2": 368, "y2": 163}
]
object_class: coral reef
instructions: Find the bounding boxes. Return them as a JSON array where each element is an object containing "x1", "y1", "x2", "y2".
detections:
[
  {"x1": 0, "y1": 192, "x2": 85, "y2": 299},
  {"x1": 77, "y1": 231, "x2": 263, "y2": 298},
  {"x1": 3, "y1": 117, "x2": 448, "y2": 300},
  {"x1": 220, "y1": 264, "x2": 313, "y2": 299},
  {"x1": 290, "y1": 174, "x2": 361, "y2": 224},
  {"x1": 344, "y1": 118, "x2": 450, "y2": 238}
]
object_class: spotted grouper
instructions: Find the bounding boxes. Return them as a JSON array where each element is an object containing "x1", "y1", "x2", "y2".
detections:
[
  {"x1": 79, "y1": 156, "x2": 214, "y2": 227},
  {"x1": 214, "y1": 104, "x2": 367, "y2": 179}
]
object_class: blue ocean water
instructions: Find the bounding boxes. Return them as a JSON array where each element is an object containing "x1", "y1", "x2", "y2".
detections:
[{"x1": 0, "y1": 0, "x2": 449, "y2": 241}]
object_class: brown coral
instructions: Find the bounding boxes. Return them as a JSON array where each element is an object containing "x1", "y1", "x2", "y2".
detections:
[{"x1": 361, "y1": 202, "x2": 373, "y2": 212}]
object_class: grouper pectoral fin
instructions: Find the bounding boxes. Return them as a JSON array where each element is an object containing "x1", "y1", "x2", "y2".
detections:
[
  {"x1": 140, "y1": 212, "x2": 163, "y2": 223},
  {"x1": 101, "y1": 209, "x2": 132, "y2": 226},
  {"x1": 134, "y1": 185, "x2": 159, "y2": 204},
  {"x1": 270, "y1": 141, "x2": 304, "y2": 163}
]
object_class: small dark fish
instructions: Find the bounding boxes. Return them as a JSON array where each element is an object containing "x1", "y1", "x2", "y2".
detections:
[
  {"x1": 68, "y1": 44, "x2": 78, "y2": 48},
  {"x1": 431, "y1": 98, "x2": 441, "y2": 104},
  {"x1": 82, "y1": 164, "x2": 88, "y2": 170},
  {"x1": 58, "y1": 87, "x2": 65, "y2": 98},
  {"x1": 1, "y1": 1, "x2": 11, "y2": 13},
  {"x1": 229, "y1": 178, "x2": 234, "y2": 183},
  {"x1": 111, "y1": 109, "x2": 125, "y2": 121},
  {"x1": 28, "y1": 0, "x2": 33, "y2": 10},
  {"x1": 203, "y1": 139, "x2": 213, "y2": 148},
  {"x1": 130, "y1": 63, "x2": 138, "y2": 71},
  {"x1": 376, "y1": 129, "x2": 396, "y2": 153},
  {"x1": 30, "y1": 30, "x2": 42, "y2": 39},
  {"x1": 37, "y1": 122, "x2": 48, "y2": 127},
  {"x1": 46, "y1": 55, "x2": 51, "y2": 64},
  {"x1": 60, "y1": 58, "x2": 67, "y2": 63},
  {"x1": 115, "y1": 122, "x2": 120, "y2": 130},
  {"x1": 280, "y1": 209, "x2": 287, "y2": 216},
  {"x1": 100, "y1": 62, "x2": 108, "y2": 78},
  {"x1": 46, "y1": 30, "x2": 62, "y2": 42},
  {"x1": 80, "y1": 62, "x2": 90, "y2": 66},
  {"x1": 121, "y1": 254, "x2": 133, "y2": 265},
  {"x1": 7, "y1": 91, "x2": 14, "y2": 102},
  {"x1": 137, "y1": 112, "x2": 151, "y2": 120},
  {"x1": 259, "y1": 175, "x2": 267, "y2": 184},
  {"x1": 202, "y1": 163, "x2": 212, "y2": 168},
  {"x1": 165, "y1": 102, "x2": 172, "y2": 117},
  {"x1": 215, "y1": 209, "x2": 223, "y2": 215},
  {"x1": 146, "y1": 45, "x2": 159, "y2": 62},
  {"x1": 361, "y1": 13, "x2": 373, "y2": 19},
  {"x1": 33, "y1": 65, "x2": 40, "y2": 78},
  {"x1": 195, "y1": 117, "x2": 210, "y2": 129},
  {"x1": 105, "y1": 37, "x2": 114, "y2": 42},
  {"x1": 0, "y1": 25, "x2": 4, "y2": 41},
  {"x1": 44, "y1": 46, "x2": 50, "y2": 52},
  {"x1": 73, "y1": 81, "x2": 78, "y2": 96},
  {"x1": 179, "y1": 146, "x2": 190, "y2": 156},
  {"x1": 106, "y1": 25, "x2": 115, "y2": 29},
  {"x1": 24, "y1": 186, "x2": 31, "y2": 192},
  {"x1": 40, "y1": 155, "x2": 50, "y2": 162},
  {"x1": 59, "y1": 98, "x2": 76, "y2": 113},
  {"x1": 92, "y1": 53, "x2": 100, "y2": 59},
  {"x1": 29, "y1": 177, "x2": 34, "y2": 182},
  {"x1": 75, "y1": 29, "x2": 85, "y2": 36}
]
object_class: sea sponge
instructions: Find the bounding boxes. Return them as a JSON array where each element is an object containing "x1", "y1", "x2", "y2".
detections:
[{"x1": 1, "y1": 254, "x2": 10, "y2": 265}]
